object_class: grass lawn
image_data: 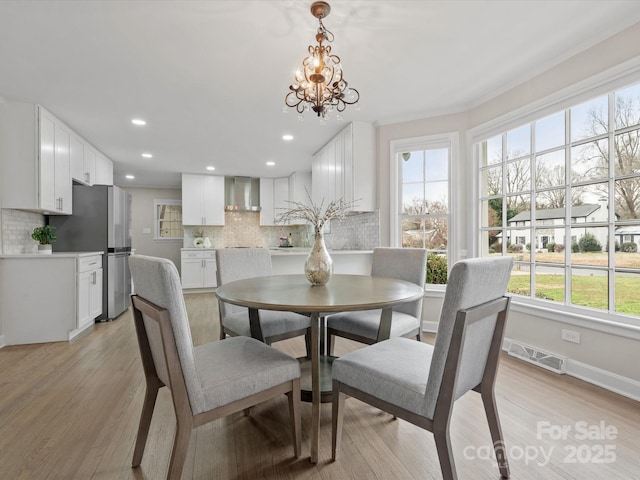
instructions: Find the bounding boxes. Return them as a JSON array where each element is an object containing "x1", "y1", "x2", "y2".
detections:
[{"x1": 508, "y1": 273, "x2": 640, "y2": 315}]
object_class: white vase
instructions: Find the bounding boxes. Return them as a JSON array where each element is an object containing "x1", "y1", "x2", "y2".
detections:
[
  {"x1": 304, "y1": 231, "x2": 333, "y2": 285},
  {"x1": 38, "y1": 244, "x2": 52, "y2": 254}
]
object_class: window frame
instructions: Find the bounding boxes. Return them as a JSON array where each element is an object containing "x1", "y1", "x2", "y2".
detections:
[
  {"x1": 154, "y1": 199, "x2": 183, "y2": 241},
  {"x1": 390, "y1": 133, "x2": 458, "y2": 286},
  {"x1": 468, "y1": 60, "x2": 640, "y2": 337}
]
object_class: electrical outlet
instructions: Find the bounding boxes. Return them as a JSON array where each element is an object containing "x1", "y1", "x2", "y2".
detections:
[
  {"x1": 142, "y1": 227, "x2": 151, "y2": 234},
  {"x1": 561, "y1": 329, "x2": 581, "y2": 344}
]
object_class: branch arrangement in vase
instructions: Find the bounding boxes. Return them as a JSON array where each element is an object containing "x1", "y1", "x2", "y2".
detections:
[{"x1": 276, "y1": 190, "x2": 358, "y2": 234}]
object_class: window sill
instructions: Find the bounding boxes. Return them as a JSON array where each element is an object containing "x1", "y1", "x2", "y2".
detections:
[{"x1": 423, "y1": 286, "x2": 640, "y2": 340}]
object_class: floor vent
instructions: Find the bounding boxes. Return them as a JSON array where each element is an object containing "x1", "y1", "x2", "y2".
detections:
[{"x1": 507, "y1": 342, "x2": 567, "y2": 374}]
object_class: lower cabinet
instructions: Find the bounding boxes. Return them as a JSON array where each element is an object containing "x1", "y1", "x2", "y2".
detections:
[
  {"x1": 77, "y1": 254, "x2": 103, "y2": 330},
  {"x1": 0, "y1": 252, "x2": 103, "y2": 345},
  {"x1": 181, "y1": 250, "x2": 217, "y2": 288}
]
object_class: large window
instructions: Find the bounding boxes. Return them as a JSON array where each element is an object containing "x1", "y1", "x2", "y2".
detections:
[
  {"x1": 477, "y1": 81, "x2": 640, "y2": 322},
  {"x1": 391, "y1": 135, "x2": 453, "y2": 284},
  {"x1": 155, "y1": 199, "x2": 183, "y2": 240}
]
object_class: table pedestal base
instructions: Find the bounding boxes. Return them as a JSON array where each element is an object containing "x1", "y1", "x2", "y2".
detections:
[{"x1": 298, "y1": 355, "x2": 336, "y2": 403}]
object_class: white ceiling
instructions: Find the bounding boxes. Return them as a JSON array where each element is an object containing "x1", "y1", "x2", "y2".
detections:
[{"x1": 1, "y1": 1, "x2": 640, "y2": 188}]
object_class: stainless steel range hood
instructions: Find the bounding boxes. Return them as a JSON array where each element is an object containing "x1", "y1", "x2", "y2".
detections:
[{"x1": 224, "y1": 176, "x2": 261, "y2": 212}]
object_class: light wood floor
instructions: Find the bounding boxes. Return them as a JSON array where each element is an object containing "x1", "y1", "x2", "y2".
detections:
[{"x1": 0, "y1": 293, "x2": 638, "y2": 479}]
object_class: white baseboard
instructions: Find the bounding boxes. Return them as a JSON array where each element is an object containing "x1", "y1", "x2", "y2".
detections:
[
  {"x1": 421, "y1": 321, "x2": 438, "y2": 333},
  {"x1": 0, "y1": 335, "x2": 5, "y2": 349},
  {"x1": 503, "y1": 337, "x2": 640, "y2": 402},
  {"x1": 565, "y1": 359, "x2": 640, "y2": 403}
]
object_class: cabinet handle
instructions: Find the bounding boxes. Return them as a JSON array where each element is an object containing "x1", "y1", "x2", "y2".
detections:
[
  {"x1": 85, "y1": 172, "x2": 90, "y2": 183},
  {"x1": 92, "y1": 271, "x2": 97, "y2": 284},
  {"x1": 60, "y1": 197, "x2": 63, "y2": 211}
]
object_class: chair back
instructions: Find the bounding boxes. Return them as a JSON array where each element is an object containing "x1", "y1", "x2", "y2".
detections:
[
  {"x1": 424, "y1": 256, "x2": 512, "y2": 418},
  {"x1": 129, "y1": 255, "x2": 206, "y2": 413},
  {"x1": 371, "y1": 247, "x2": 427, "y2": 318},
  {"x1": 216, "y1": 248, "x2": 273, "y2": 318}
]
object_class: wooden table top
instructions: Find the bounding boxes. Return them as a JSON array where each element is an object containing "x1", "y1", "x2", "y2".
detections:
[{"x1": 215, "y1": 274, "x2": 424, "y2": 313}]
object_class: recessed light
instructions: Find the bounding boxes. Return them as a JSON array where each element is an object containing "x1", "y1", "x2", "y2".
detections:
[
  {"x1": 206, "y1": 166, "x2": 215, "y2": 171},
  {"x1": 266, "y1": 161, "x2": 276, "y2": 166},
  {"x1": 131, "y1": 118, "x2": 146, "y2": 126},
  {"x1": 282, "y1": 134, "x2": 294, "y2": 141},
  {"x1": 125, "y1": 174, "x2": 135, "y2": 179},
  {"x1": 141, "y1": 153, "x2": 153, "y2": 158}
]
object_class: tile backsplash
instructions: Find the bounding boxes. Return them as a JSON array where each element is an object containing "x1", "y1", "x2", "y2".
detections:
[
  {"x1": 1, "y1": 209, "x2": 44, "y2": 254},
  {"x1": 183, "y1": 210, "x2": 379, "y2": 250}
]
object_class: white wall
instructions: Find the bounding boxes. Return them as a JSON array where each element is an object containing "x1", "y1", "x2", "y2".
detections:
[
  {"x1": 380, "y1": 21, "x2": 640, "y2": 391},
  {"x1": 121, "y1": 186, "x2": 182, "y2": 272}
]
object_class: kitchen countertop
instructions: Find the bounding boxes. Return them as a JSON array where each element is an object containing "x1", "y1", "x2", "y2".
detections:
[
  {"x1": 268, "y1": 248, "x2": 372, "y2": 256},
  {"x1": 0, "y1": 251, "x2": 104, "y2": 259},
  {"x1": 180, "y1": 247, "x2": 372, "y2": 255}
]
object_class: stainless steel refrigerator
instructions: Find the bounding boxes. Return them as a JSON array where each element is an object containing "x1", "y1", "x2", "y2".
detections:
[{"x1": 50, "y1": 184, "x2": 132, "y2": 320}]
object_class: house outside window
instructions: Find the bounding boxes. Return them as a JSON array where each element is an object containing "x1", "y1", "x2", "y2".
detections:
[
  {"x1": 476, "y1": 80, "x2": 640, "y2": 321},
  {"x1": 390, "y1": 134, "x2": 455, "y2": 285},
  {"x1": 155, "y1": 199, "x2": 183, "y2": 240}
]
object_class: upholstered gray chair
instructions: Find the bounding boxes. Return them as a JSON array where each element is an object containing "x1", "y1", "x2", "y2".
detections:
[
  {"x1": 216, "y1": 248, "x2": 311, "y2": 353},
  {"x1": 129, "y1": 255, "x2": 301, "y2": 480},
  {"x1": 325, "y1": 247, "x2": 427, "y2": 354},
  {"x1": 331, "y1": 256, "x2": 513, "y2": 480}
]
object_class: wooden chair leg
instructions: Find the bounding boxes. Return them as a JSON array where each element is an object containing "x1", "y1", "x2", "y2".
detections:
[
  {"x1": 481, "y1": 388, "x2": 510, "y2": 478},
  {"x1": 167, "y1": 419, "x2": 192, "y2": 480},
  {"x1": 326, "y1": 332, "x2": 334, "y2": 357},
  {"x1": 433, "y1": 421, "x2": 457, "y2": 480},
  {"x1": 132, "y1": 383, "x2": 160, "y2": 467},
  {"x1": 304, "y1": 331, "x2": 312, "y2": 360},
  {"x1": 288, "y1": 379, "x2": 302, "y2": 458},
  {"x1": 331, "y1": 383, "x2": 346, "y2": 461}
]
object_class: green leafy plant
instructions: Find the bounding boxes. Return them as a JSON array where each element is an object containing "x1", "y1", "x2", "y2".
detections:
[
  {"x1": 578, "y1": 233, "x2": 602, "y2": 252},
  {"x1": 32, "y1": 225, "x2": 57, "y2": 245},
  {"x1": 426, "y1": 253, "x2": 448, "y2": 284}
]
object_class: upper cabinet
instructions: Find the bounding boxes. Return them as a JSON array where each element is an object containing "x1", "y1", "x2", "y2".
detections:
[
  {"x1": 312, "y1": 121, "x2": 376, "y2": 212},
  {"x1": 0, "y1": 103, "x2": 72, "y2": 214},
  {"x1": 70, "y1": 133, "x2": 97, "y2": 186},
  {"x1": 260, "y1": 172, "x2": 311, "y2": 226},
  {"x1": 182, "y1": 174, "x2": 225, "y2": 225},
  {"x1": 94, "y1": 152, "x2": 113, "y2": 185},
  {"x1": 0, "y1": 102, "x2": 113, "y2": 215}
]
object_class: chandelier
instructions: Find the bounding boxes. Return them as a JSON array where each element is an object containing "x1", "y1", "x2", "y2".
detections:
[{"x1": 285, "y1": 1, "x2": 360, "y2": 122}]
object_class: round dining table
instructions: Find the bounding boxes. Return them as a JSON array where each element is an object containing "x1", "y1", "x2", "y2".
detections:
[{"x1": 215, "y1": 273, "x2": 424, "y2": 463}]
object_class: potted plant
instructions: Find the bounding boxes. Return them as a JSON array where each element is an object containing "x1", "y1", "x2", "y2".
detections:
[{"x1": 32, "y1": 225, "x2": 57, "y2": 254}]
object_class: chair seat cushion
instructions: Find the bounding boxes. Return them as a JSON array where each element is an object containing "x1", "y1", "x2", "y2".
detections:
[
  {"x1": 332, "y1": 337, "x2": 433, "y2": 417},
  {"x1": 326, "y1": 310, "x2": 420, "y2": 340},
  {"x1": 194, "y1": 336, "x2": 300, "y2": 412},
  {"x1": 223, "y1": 310, "x2": 311, "y2": 339}
]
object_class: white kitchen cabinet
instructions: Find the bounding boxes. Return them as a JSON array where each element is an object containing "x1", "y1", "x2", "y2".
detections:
[
  {"x1": 77, "y1": 254, "x2": 103, "y2": 330},
  {"x1": 260, "y1": 172, "x2": 312, "y2": 226},
  {"x1": 181, "y1": 250, "x2": 217, "y2": 288},
  {"x1": 182, "y1": 174, "x2": 225, "y2": 225},
  {"x1": 259, "y1": 178, "x2": 275, "y2": 226},
  {"x1": 0, "y1": 103, "x2": 73, "y2": 214},
  {"x1": 274, "y1": 176, "x2": 289, "y2": 220},
  {"x1": 70, "y1": 133, "x2": 96, "y2": 185},
  {"x1": 311, "y1": 121, "x2": 375, "y2": 211},
  {"x1": 0, "y1": 252, "x2": 104, "y2": 345},
  {"x1": 95, "y1": 152, "x2": 113, "y2": 185},
  {"x1": 288, "y1": 171, "x2": 312, "y2": 204}
]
